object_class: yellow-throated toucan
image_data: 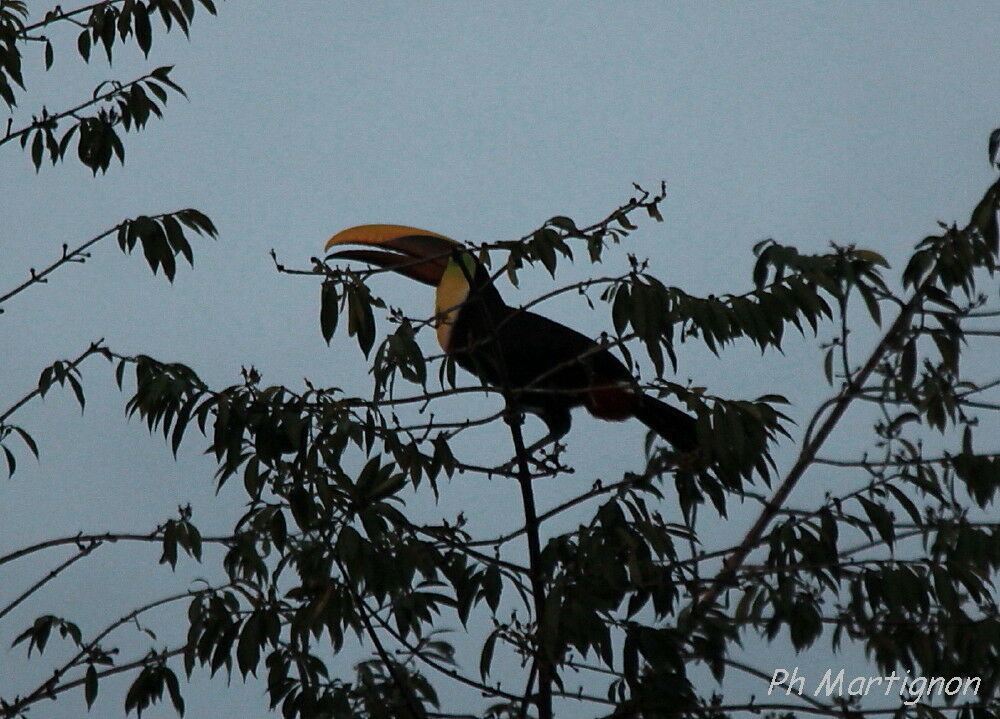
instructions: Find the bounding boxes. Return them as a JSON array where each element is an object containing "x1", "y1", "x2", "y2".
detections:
[{"x1": 325, "y1": 225, "x2": 698, "y2": 453}]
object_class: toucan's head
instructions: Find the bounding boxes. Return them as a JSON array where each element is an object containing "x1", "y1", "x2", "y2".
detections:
[{"x1": 325, "y1": 224, "x2": 491, "y2": 351}]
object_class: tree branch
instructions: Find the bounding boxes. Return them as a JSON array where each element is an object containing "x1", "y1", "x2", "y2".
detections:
[
  {"x1": 2, "y1": 584, "x2": 231, "y2": 718},
  {"x1": 17, "y1": 1, "x2": 126, "y2": 37},
  {"x1": 336, "y1": 559, "x2": 425, "y2": 719},
  {"x1": 0, "y1": 71, "x2": 159, "y2": 149},
  {"x1": 0, "y1": 340, "x2": 105, "y2": 424},
  {"x1": 0, "y1": 528, "x2": 235, "y2": 568},
  {"x1": 694, "y1": 268, "x2": 937, "y2": 613},
  {"x1": 0, "y1": 539, "x2": 100, "y2": 622}
]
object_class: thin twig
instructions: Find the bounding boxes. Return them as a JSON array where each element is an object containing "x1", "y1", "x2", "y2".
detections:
[{"x1": 0, "y1": 541, "x2": 101, "y2": 622}]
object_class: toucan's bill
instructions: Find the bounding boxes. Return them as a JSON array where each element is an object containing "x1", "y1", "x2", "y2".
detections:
[{"x1": 324, "y1": 224, "x2": 459, "y2": 287}]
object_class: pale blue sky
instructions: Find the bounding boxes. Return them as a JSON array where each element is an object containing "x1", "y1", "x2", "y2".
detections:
[{"x1": 3, "y1": 3, "x2": 1000, "y2": 717}]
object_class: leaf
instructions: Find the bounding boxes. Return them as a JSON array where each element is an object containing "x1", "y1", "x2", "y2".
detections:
[
  {"x1": 164, "y1": 667, "x2": 185, "y2": 715},
  {"x1": 176, "y1": 208, "x2": 217, "y2": 236},
  {"x1": 617, "y1": 211, "x2": 638, "y2": 231},
  {"x1": 347, "y1": 287, "x2": 376, "y2": 357},
  {"x1": 900, "y1": 339, "x2": 917, "y2": 389},
  {"x1": 548, "y1": 215, "x2": 578, "y2": 233},
  {"x1": 533, "y1": 229, "x2": 558, "y2": 277},
  {"x1": 856, "y1": 284, "x2": 882, "y2": 326},
  {"x1": 858, "y1": 497, "x2": 894, "y2": 549},
  {"x1": 100, "y1": 9, "x2": 116, "y2": 61},
  {"x1": 886, "y1": 484, "x2": 922, "y2": 526},
  {"x1": 44, "y1": 40, "x2": 54, "y2": 70},
  {"x1": 482, "y1": 565, "x2": 501, "y2": 612},
  {"x1": 237, "y1": 614, "x2": 261, "y2": 677},
  {"x1": 612, "y1": 285, "x2": 631, "y2": 335},
  {"x1": 12, "y1": 426, "x2": 38, "y2": 458},
  {"x1": 77, "y1": 30, "x2": 91, "y2": 62},
  {"x1": 134, "y1": 2, "x2": 152, "y2": 56},
  {"x1": 85, "y1": 664, "x2": 99, "y2": 708},
  {"x1": 150, "y1": 65, "x2": 187, "y2": 98},
  {"x1": 162, "y1": 215, "x2": 194, "y2": 265},
  {"x1": 819, "y1": 507, "x2": 838, "y2": 547},
  {"x1": 320, "y1": 281, "x2": 338, "y2": 343},
  {"x1": 989, "y1": 127, "x2": 1000, "y2": 168},
  {"x1": 67, "y1": 373, "x2": 86, "y2": 410},
  {"x1": 852, "y1": 249, "x2": 889, "y2": 268},
  {"x1": 479, "y1": 629, "x2": 498, "y2": 679},
  {"x1": 31, "y1": 129, "x2": 43, "y2": 170},
  {"x1": 3, "y1": 445, "x2": 16, "y2": 476}
]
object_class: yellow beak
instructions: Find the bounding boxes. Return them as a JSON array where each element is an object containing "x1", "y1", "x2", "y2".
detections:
[{"x1": 325, "y1": 225, "x2": 460, "y2": 286}]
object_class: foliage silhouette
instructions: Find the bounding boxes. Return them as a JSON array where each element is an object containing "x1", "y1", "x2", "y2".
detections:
[{"x1": 4, "y1": 3, "x2": 1000, "y2": 718}]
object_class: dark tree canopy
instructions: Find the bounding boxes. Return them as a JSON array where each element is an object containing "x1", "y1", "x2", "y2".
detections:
[{"x1": 4, "y1": 3, "x2": 1000, "y2": 719}]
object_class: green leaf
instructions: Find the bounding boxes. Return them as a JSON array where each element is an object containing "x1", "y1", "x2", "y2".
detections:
[
  {"x1": 150, "y1": 65, "x2": 187, "y2": 98},
  {"x1": 853, "y1": 249, "x2": 889, "y2": 268},
  {"x1": 479, "y1": 629, "x2": 498, "y2": 679},
  {"x1": 856, "y1": 283, "x2": 882, "y2": 326},
  {"x1": 612, "y1": 285, "x2": 631, "y2": 335},
  {"x1": 77, "y1": 30, "x2": 91, "y2": 61},
  {"x1": 320, "y1": 281, "x2": 338, "y2": 343},
  {"x1": 176, "y1": 208, "x2": 217, "y2": 236},
  {"x1": 548, "y1": 215, "x2": 577, "y2": 233},
  {"x1": 858, "y1": 497, "x2": 894, "y2": 548},
  {"x1": 899, "y1": 339, "x2": 917, "y2": 389},
  {"x1": 347, "y1": 286, "x2": 376, "y2": 357},
  {"x1": 164, "y1": 667, "x2": 185, "y2": 715},
  {"x1": 162, "y1": 215, "x2": 194, "y2": 265},
  {"x1": 44, "y1": 40, "x2": 53, "y2": 70},
  {"x1": 533, "y1": 229, "x2": 558, "y2": 277},
  {"x1": 237, "y1": 613, "x2": 261, "y2": 677},
  {"x1": 134, "y1": 2, "x2": 152, "y2": 55},
  {"x1": 3, "y1": 445, "x2": 16, "y2": 476},
  {"x1": 67, "y1": 373, "x2": 86, "y2": 410},
  {"x1": 85, "y1": 664, "x2": 99, "y2": 708},
  {"x1": 886, "y1": 484, "x2": 922, "y2": 526},
  {"x1": 482, "y1": 565, "x2": 501, "y2": 612},
  {"x1": 30, "y1": 129, "x2": 43, "y2": 170},
  {"x1": 12, "y1": 426, "x2": 38, "y2": 459}
]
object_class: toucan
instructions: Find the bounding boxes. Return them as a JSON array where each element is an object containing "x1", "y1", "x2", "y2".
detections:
[{"x1": 325, "y1": 225, "x2": 698, "y2": 455}]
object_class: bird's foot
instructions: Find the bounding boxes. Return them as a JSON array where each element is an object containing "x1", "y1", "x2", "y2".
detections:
[{"x1": 497, "y1": 441, "x2": 572, "y2": 477}]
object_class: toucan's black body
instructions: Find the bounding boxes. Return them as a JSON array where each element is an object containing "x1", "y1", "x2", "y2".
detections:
[
  {"x1": 326, "y1": 225, "x2": 698, "y2": 453},
  {"x1": 445, "y1": 263, "x2": 698, "y2": 452}
]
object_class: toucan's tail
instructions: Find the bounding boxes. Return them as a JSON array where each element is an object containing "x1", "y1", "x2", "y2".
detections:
[{"x1": 635, "y1": 393, "x2": 698, "y2": 452}]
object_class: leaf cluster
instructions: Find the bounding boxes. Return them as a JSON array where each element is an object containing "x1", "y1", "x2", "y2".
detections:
[
  {"x1": 9, "y1": 138, "x2": 1000, "y2": 719},
  {"x1": 19, "y1": 67, "x2": 186, "y2": 174}
]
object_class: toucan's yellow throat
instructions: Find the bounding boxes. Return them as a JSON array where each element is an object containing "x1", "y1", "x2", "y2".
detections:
[{"x1": 434, "y1": 255, "x2": 477, "y2": 351}]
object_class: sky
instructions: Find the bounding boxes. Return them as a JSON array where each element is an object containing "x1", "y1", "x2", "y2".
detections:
[{"x1": 3, "y1": 2, "x2": 1000, "y2": 717}]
